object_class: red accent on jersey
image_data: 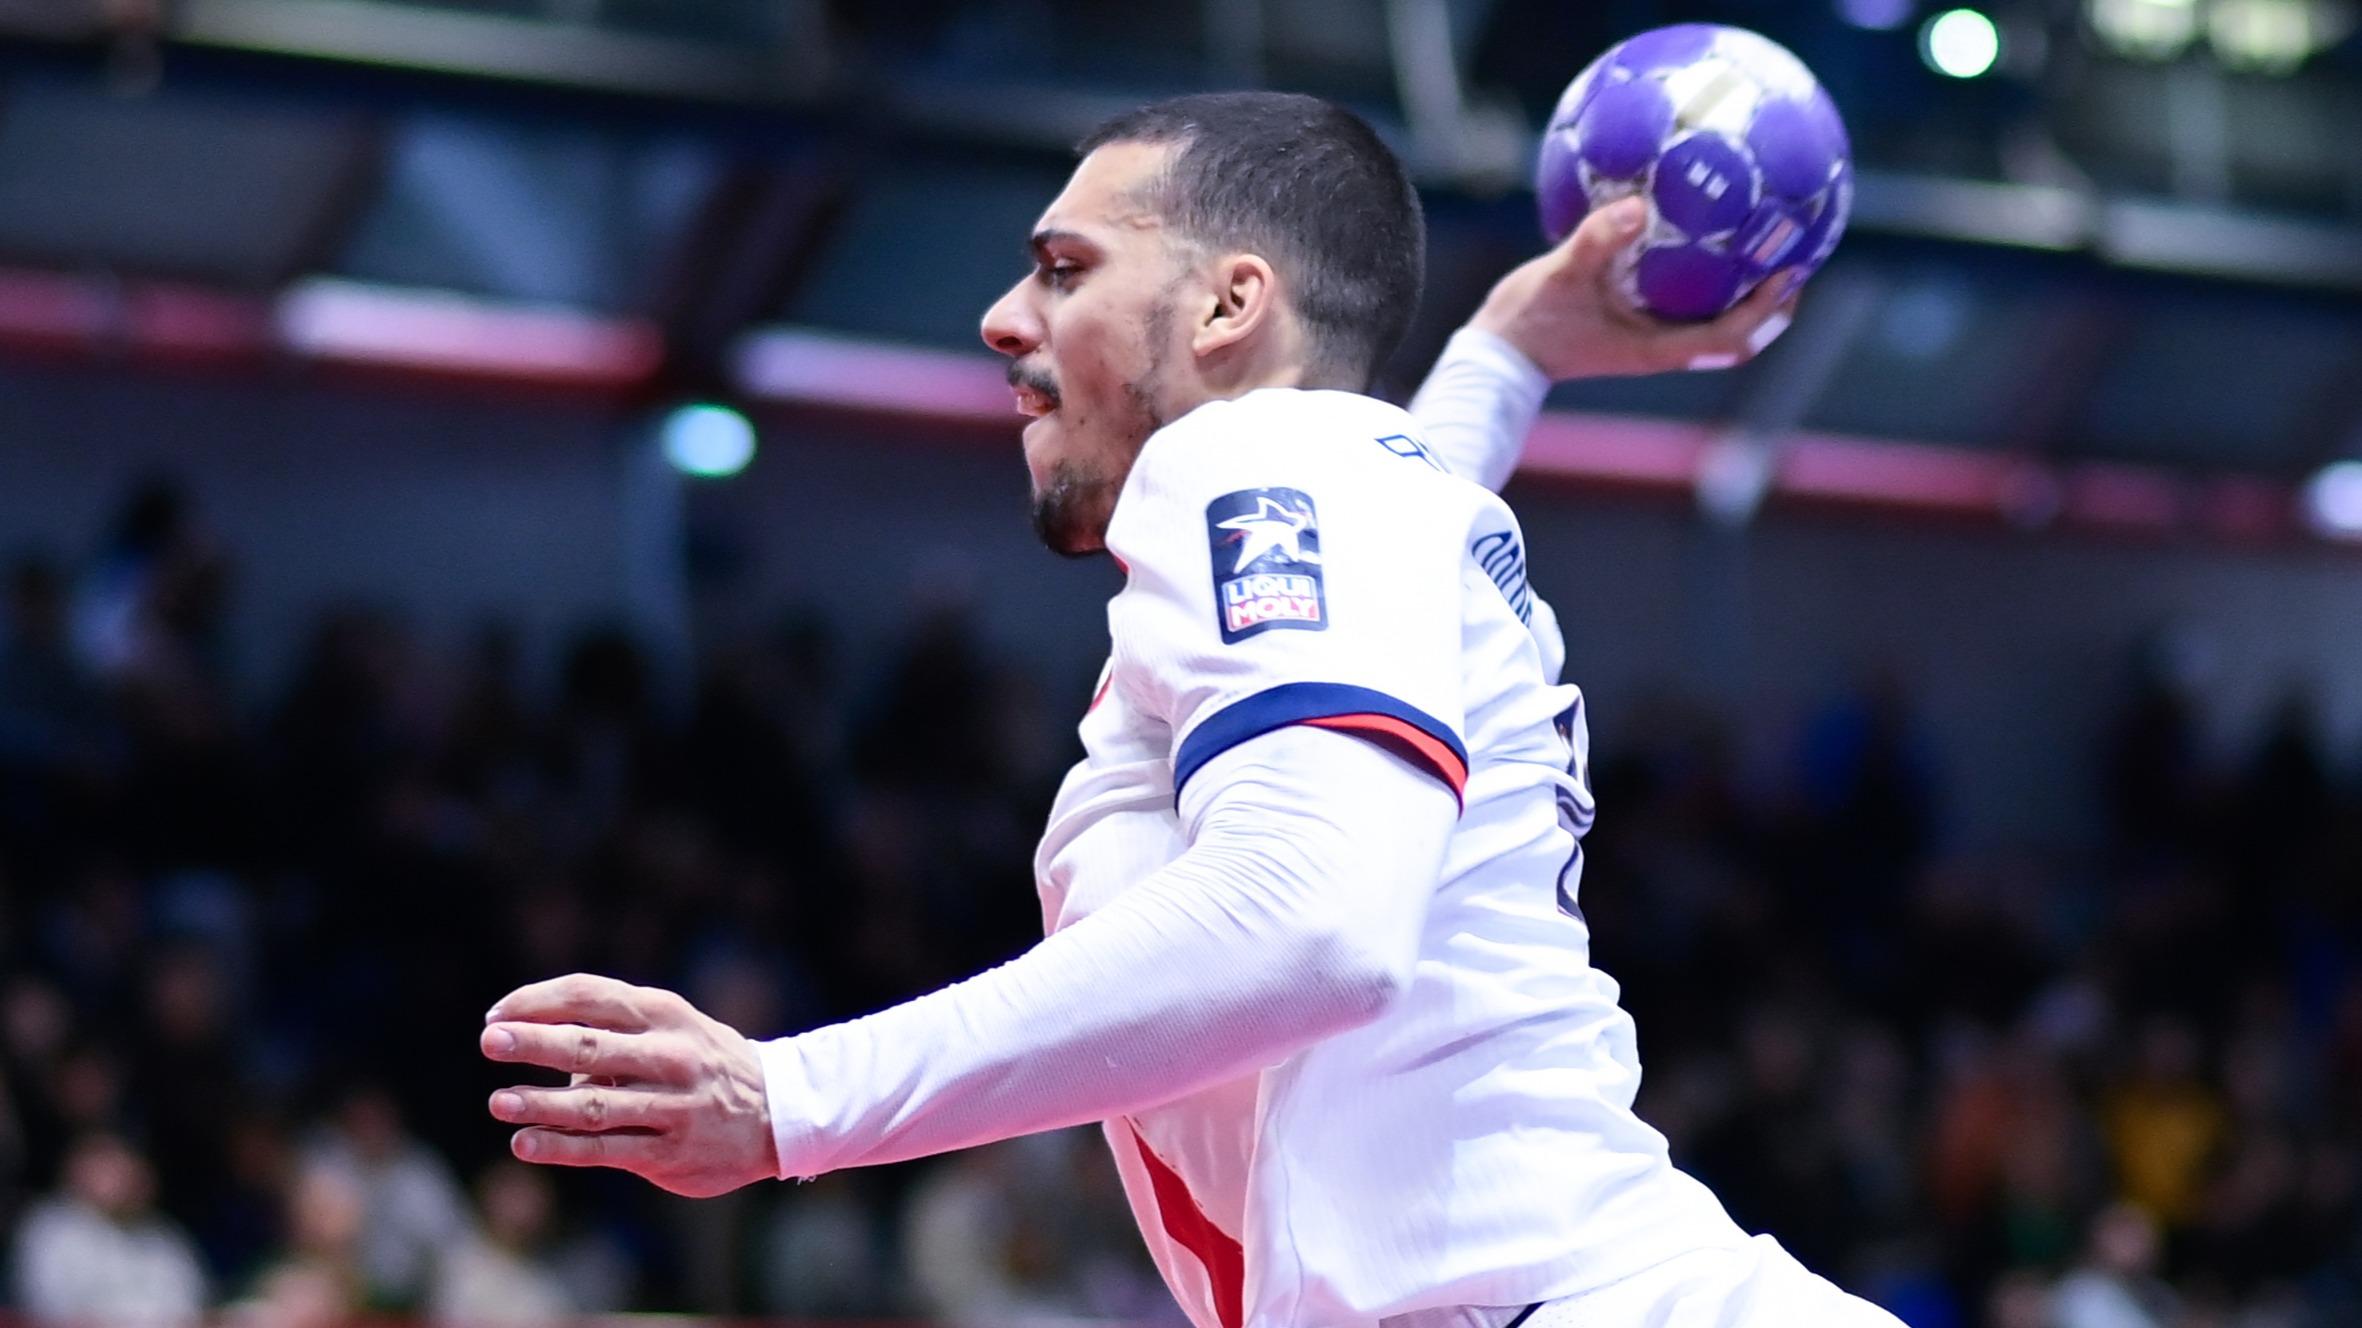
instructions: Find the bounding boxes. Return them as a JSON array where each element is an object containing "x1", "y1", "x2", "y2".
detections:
[
  {"x1": 1304, "y1": 712, "x2": 1470, "y2": 805},
  {"x1": 1129, "y1": 1124, "x2": 1245, "y2": 1328}
]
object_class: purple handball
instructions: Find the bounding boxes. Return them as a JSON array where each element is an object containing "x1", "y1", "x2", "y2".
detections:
[
  {"x1": 1611, "y1": 23, "x2": 1719, "y2": 77},
  {"x1": 1535, "y1": 128, "x2": 1589, "y2": 243},
  {"x1": 1653, "y1": 134, "x2": 1758, "y2": 238},
  {"x1": 1796, "y1": 160, "x2": 1854, "y2": 271},
  {"x1": 1747, "y1": 95, "x2": 1845, "y2": 202},
  {"x1": 1576, "y1": 77, "x2": 1674, "y2": 180},
  {"x1": 1536, "y1": 23, "x2": 1852, "y2": 321},
  {"x1": 1635, "y1": 243, "x2": 1747, "y2": 322}
]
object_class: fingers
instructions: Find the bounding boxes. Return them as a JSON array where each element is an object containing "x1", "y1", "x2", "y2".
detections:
[
  {"x1": 1721, "y1": 268, "x2": 1800, "y2": 336},
  {"x1": 490, "y1": 1084, "x2": 666, "y2": 1132},
  {"x1": 481, "y1": 1022, "x2": 682, "y2": 1080},
  {"x1": 1557, "y1": 197, "x2": 1649, "y2": 285},
  {"x1": 1746, "y1": 308, "x2": 1795, "y2": 356},
  {"x1": 510, "y1": 1127, "x2": 663, "y2": 1169},
  {"x1": 1673, "y1": 271, "x2": 1802, "y2": 372},
  {"x1": 486, "y1": 973, "x2": 662, "y2": 1032}
]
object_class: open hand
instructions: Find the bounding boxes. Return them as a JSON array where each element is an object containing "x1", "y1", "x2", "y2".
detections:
[
  {"x1": 1471, "y1": 196, "x2": 1800, "y2": 380},
  {"x1": 481, "y1": 973, "x2": 777, "y2": 1197}
]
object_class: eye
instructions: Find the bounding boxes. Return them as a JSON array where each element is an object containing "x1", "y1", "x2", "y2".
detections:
[{"x1": 1040, "y1": 260, "x2": 1084, "y2": 291}]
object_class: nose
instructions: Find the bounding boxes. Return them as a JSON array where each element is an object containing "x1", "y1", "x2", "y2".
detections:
[{"x1": 980, "y1": 279, "x2": 1040, "y2": 358}]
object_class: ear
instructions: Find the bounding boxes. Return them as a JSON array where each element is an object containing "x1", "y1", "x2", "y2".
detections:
[{"x1": 1191, "y1": 252, "x2": 1277, "y2": 358}]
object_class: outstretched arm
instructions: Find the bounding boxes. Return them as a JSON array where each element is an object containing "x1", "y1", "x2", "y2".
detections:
[
  {"x1": 1408, "y1": 196, "x2": 1799, "y2": 492},
  {"x1": 480, "y1": 725, "x2": 1453, "y2": 1195}
]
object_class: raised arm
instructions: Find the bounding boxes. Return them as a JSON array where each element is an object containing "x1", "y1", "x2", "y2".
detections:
[{"x1": 1407, "y1": 197, "x2": 1800, "y2": 492}]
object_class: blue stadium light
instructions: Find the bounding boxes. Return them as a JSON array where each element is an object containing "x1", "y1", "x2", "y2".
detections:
[
  {"x1": 1922, "y1": 8, "x2": 2001, "y2": 76},
  {"x1": 662, "y1": 403, "x2": 756, "y2": 478},
  {"x1": 2302, "y1": 460, "x2": 2362, "y2": 540}
]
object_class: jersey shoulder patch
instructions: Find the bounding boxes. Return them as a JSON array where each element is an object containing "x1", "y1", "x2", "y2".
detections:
[{"x1": 1205, "y1": 486, "x2": 1325, "y2": 643}]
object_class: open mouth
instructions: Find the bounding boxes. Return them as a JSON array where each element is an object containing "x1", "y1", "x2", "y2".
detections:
[{"x1": 1008, "y1": 361, "x2": 1060, "y2": 419}]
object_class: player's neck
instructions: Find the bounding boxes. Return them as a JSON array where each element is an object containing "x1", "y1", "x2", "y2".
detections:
[
  {"x1": 1186, "y1": 315, "x2": 1361, "y2": 403},
  {"x1": 1193, "y1": 358, "x2": 1360, "y2": 406}
]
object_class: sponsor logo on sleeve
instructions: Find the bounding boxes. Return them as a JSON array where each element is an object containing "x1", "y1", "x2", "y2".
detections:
[
  {"x1": 1471, "y1": 527, "x2": 1534, "y2": 625},
  {"x1": 1205, "y1": 487, "x2": 1325, "y2": 643},
  {"x1": 1374, "y1": 432, "x2": 1445, "y2": 471}
]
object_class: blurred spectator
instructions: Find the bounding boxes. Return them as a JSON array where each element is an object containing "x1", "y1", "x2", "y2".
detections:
[
  {"x1": 760, "y1": 1172, "x2": 887, "y2": 1316},
  {"x1": 1689, "y1": 1005, "x2": 1860, "y2": 1276},
  {"x1": 74, "y1": 478, "x2": 206, "y2": 683},
  {"x1": 233, "y1": 1163, "x2": 367, "y2": 1328},
  {"x1": 903, "y1": 1132, "x2": 1102, "y2": 1322},
  {"x1": 0, "y1": 479, "x2": 2351, "y2": 1322},
  {"x1": 1794, "y1": 669, "x2": 1937, "y2": 941},
  {"x1": 2051, "y1": 1204, "x2": 2178, "y2": 1328},
  {"x1": 897, "y1": 1127, "x2": 1164, "y2": 1323},
  {"x1": 0, "y1": 554, "x2": 99, "y2": 769},
  {"x1": 299, "y1": 1086, "x2": 473, "y2": 1311},
  {"x1": 1983, "y1": 1269, "x2": 2050, "y2": 1328},
  {"x1": 428, "y1": 1163, "x2": 574, "y2": 1325},
  {"x1": 41, "y1": 1041, "x2": 127, "y2": 1146},
  {"x1": 2103, "y1": 1018, "x2": 2226, "y2": 1229},
  {"x1": 2236, "y1": 691, "x2": 2333, "y2": 880},
  {"x1": 2101, "y1": 634, "x2": 2215, "y2": 866},
  {"x1": 272, "y1": 608, "x2": 422, "y2": 859},
  {"x1": 198, "y1": 1116, "x2": 296, "y2": 1295},
  {"x1": 0, "y1": 979, "x2": 58, "y2": 1197},
  {"x1": 71, "y1": 481, "x2": 253, "y2": 868},
  {"x1": 134, "y1": 943, "x2": 246, "y2": 1248},
  {"x1": 1926, "y1": 1027, "x2": 2090, "y2": 1280},
  {"x1": 14, "y1": 1133, "x2": 205, "y2": 1326}
]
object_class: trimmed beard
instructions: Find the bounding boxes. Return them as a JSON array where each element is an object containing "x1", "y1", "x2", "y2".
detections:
[
  {"x1": 1029, "y1": 460, "x2": 1121, "y2": 558},
  {"x1": 1027, "y1": 296, "x2": 1174, "y2": 558}
]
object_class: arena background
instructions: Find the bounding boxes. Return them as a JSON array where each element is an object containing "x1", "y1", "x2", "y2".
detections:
[{"x1": 0, "y1": 2, "x2": 2359, "y2": 1326}]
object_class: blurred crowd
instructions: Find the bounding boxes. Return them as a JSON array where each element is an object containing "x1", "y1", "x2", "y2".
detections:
[
  {"x1": 1587, "y1": 667, "x2": 2362, "y2": 1328},
  {"x1": 0, "y1": 480, "x2": 2356, "y2": 1328}
]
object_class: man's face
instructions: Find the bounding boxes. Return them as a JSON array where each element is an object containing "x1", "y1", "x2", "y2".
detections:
[{"x1": 982, "y1": 142, "x2": 1193, "y2": 557}]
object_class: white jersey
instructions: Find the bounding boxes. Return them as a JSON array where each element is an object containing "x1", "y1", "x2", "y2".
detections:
[{"x1": 1035, "y1": 383, "x2": 1743, "y2": 1328}]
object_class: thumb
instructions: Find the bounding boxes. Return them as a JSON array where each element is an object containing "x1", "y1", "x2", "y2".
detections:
[{"x1": 1559, "y1": 196, "x2": 1649, "y2": 281}]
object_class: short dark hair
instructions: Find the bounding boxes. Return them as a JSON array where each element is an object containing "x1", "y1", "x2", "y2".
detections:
[{"x1": 1079, "y1": 91, "x2": 1425, "y2": 389}]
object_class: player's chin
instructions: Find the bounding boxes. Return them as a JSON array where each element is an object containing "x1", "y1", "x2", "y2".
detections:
[
  {"x1": 1028, "y1": 497, "x2": 1105, "y2": 559},
  {"x1": 1028, "y1": 476, "x2": 1109, "y2": 560}
]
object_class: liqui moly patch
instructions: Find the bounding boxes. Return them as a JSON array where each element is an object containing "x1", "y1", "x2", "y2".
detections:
[{"x1": 1205, "y1": 487, "x2": 1326, "y2": 644}]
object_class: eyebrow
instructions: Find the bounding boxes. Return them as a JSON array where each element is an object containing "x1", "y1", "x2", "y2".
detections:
[{"x1": 1027, "y1": 228, "x2": 1099, "y2": 262}]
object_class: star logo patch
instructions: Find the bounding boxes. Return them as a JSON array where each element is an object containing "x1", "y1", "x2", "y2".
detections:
[{"x1": 1206, "y1": 487, "x2": 1325, "y2": 643}]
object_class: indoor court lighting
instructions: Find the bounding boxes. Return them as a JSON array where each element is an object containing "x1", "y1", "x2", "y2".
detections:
[
  {"x1": 662, "y1": 403, "x2": 757, "y2": 478},
  {"x1": 2302, "y1": 460, "x2": 2362, "y2": 539},
  {"x1": 1696, "y1": 435, "x2": 1777, "y2": 527},
  {"x1": 2089, "y1": 0, "x2": 2201, "y2": 60},
  {"x1": 1922, "y1": 8, "x2": 2002, "y2": 76},
  {"x1": 2209, "y1": 0, "x2": 2343, "y2": 71}
]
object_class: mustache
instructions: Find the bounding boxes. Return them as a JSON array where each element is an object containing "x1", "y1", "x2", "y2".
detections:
[{"x1": 1006, "y1": 359, "x2": 1061, "y2": 410}]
